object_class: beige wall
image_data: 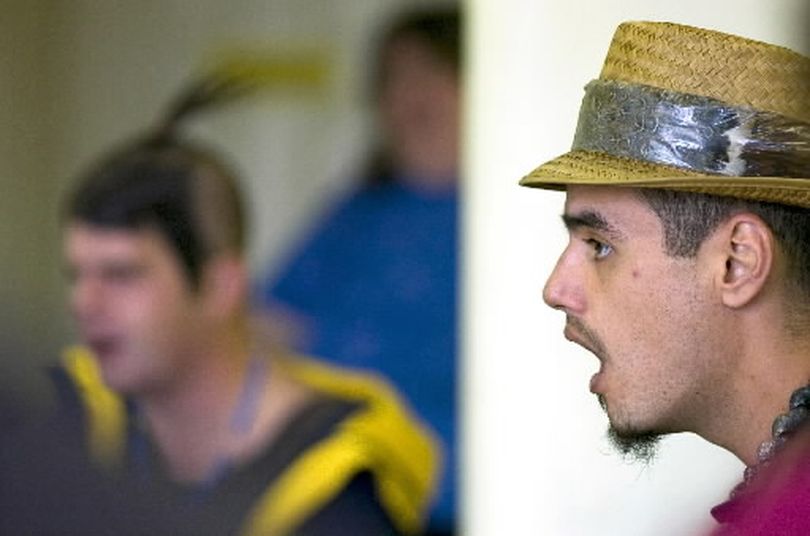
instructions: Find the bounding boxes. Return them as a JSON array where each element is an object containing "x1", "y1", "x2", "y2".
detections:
[{"x1": 0, "y1": 1, "x2": 65, "y2": 408}]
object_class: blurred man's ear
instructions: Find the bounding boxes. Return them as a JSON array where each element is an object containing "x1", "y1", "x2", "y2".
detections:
[{"x1": 200, "y1": 255, "x2": 249, "y2": 319}]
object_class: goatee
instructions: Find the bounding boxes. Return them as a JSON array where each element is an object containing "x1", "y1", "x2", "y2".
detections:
[{"x1": 599, "y1": 394, "x2": 661, "y2": 463}]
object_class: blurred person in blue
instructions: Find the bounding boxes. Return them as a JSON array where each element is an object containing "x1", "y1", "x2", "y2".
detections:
[
  {"x1": 0, "y1": 72, "x2": 439, "y2": 536},
  {"x1": 259, "y1": 6, "x2": 461, "y2": 534}
]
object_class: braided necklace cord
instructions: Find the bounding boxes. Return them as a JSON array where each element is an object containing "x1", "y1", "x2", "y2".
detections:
[{"x1": 730, "y1": 384, "x2": 810, "y2": 498}]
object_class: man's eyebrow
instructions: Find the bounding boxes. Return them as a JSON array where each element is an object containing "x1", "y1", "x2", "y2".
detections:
[{"x1": 561, "y1": 210, "x2": 625, "y2": 240}]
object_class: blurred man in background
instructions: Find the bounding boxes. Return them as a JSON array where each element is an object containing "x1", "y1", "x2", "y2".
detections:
[{"x1": 1, "y1": 72, "x2": 438, "y2": 536}]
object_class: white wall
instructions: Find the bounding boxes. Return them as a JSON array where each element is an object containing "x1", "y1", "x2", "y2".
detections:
[{"x1": 464, "y1": 1, "x2": 808, "y2": 535}]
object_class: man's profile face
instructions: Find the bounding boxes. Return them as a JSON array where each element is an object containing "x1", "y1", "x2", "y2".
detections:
[
  {"x1": 64, "y1": 222, "x2": 206, "y2": 395},
  {"x1": 542, "y1": 186, "x2": 722, "y2": 458}
]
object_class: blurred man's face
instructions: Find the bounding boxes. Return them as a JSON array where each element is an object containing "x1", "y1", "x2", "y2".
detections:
[
  {"x1": 378, "y1": 35, "x2": 459, "y2": 181},
  {"x1": 64, "y1": 222, "x2": 205, "y2": 395},
  {"x1": 542, "y1": 186, "x2": 721, "y2": 460}
]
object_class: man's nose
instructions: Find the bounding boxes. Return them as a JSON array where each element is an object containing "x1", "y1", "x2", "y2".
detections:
[{"x1": 543, "y1": 253, "x2": 586, "y2": 314}]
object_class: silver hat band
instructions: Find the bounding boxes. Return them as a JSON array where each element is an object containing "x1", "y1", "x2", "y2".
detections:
[{"x1": 572, "y1": 80, "x2": 810, "y2": 177}]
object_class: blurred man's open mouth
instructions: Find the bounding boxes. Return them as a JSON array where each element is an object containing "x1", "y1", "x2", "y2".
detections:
[{"x1": 86, "y1": 335, "x2": 121, "y2": 362}]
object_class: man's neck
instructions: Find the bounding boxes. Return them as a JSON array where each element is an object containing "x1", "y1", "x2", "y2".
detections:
[
  {"x1": 701, "y1": 318, "x2": 810, "y2": 467},
  {"x1": 137, "y1": 340, "x2": 258, "y2": 483}
]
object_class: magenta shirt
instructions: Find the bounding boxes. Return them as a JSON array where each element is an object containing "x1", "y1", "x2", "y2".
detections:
[{"x1": 711, "y1": 434, "x2": 810, "y2": 535}]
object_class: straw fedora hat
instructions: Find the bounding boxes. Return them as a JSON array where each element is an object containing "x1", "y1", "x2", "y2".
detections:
[{"x1": 520, "y1": 21, "x2": 810, "y2": 208}]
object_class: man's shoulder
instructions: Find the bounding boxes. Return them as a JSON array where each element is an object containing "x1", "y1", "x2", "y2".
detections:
[{"x1": 255, "y1": 355, "x2": 440, "y2": 535}]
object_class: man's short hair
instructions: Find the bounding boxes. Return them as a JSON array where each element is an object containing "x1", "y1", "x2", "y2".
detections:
[{"x1": 65, "y1": 138, "x2": 245, "y2": 288}]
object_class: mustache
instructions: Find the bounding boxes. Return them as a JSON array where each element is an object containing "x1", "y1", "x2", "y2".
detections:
[{"x1": 565, "y1": 315, "x2": 607, "y2": 359}]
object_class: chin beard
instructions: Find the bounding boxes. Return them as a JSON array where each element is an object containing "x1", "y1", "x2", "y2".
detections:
[{"x1": 599, "y1": 395, "x2": 661, "y2": 463}]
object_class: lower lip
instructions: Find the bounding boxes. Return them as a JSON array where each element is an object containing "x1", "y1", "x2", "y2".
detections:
[{"x1": 590, "y1": 370, "x2": 604, "y2": 393}]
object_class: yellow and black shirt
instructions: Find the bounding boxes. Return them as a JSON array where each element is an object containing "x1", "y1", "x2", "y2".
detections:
[{"x1": 1, "y1": 348, "x2": 439, "y2": 536}]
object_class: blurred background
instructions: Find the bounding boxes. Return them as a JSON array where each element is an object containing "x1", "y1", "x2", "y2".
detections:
[
  {"x1": 1, "y1": 0, "x2": 808, "y2": 534},
  {"x1": 1, "y1": 0, "x2": 432, "y2": 410}
]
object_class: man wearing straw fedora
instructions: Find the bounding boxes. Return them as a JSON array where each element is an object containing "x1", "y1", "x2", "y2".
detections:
[{"x1": 523, "y1": 21, "x2": 810, "y2": 533}]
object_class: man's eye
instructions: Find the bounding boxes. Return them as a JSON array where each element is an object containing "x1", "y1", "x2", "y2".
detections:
[{"x1": 586, "y1": 239, "x2": 613, "y2": 260}]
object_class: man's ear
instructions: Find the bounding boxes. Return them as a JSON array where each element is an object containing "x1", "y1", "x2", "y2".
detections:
[
  {"x1": 712, "y1": 213, "x2": 775, "y2": 309},
  {"x1": 200, "y1": 255, "x2": 248, "y2": 318}
]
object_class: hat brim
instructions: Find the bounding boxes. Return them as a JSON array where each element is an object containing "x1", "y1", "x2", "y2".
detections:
[{"x1": 520, "y1": 150, "x2": 810, "y2": 208}]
